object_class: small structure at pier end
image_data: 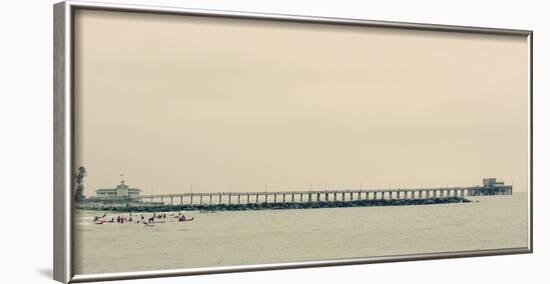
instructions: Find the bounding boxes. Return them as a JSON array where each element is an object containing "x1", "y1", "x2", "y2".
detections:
[
  {"x1": 95, "y1": 176, "x2": 141, "y2": 198},
  {"x1": 472, "y1": 178, "x2": 512, "y2": 196}
]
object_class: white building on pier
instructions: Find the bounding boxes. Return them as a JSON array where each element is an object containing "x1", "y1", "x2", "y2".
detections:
[{"x1": 95, "y1": 175, "x2": 141, "y2": 198}]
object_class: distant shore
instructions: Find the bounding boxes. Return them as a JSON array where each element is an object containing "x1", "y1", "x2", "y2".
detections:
[{"x1": 77, "y1": 197, "x2": 471, "y2": 212}]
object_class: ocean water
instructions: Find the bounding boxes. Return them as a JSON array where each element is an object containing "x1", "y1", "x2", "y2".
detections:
[{"x1": 74, "y1": 193, "x2": 528, "y2": 275}]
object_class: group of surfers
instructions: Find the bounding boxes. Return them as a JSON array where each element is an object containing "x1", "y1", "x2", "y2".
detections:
[{"x1": 94, "y1": 212, "x2": 193, "y2": 225}]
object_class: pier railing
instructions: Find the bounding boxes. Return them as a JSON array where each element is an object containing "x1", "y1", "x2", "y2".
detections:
[{"x1": 85, "y1": 185, "x2": 512, "y2": 205}]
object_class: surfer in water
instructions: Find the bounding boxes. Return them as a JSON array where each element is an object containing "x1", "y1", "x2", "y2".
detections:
[
  {"x1": 93, "y1": 214, "x2": 106, "y2": 222},
  {"x1": 178, "y1": 215, "x2": 193, "y2": 222}
]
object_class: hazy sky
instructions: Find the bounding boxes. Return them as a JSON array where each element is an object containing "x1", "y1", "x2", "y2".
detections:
[{"x1": 74, "y1": 10, "x2": 529, "y2": 196}]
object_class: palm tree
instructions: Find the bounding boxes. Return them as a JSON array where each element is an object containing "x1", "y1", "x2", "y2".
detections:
[{"x1": 74, "y1": 166, "x2": 87, "y2": 203}]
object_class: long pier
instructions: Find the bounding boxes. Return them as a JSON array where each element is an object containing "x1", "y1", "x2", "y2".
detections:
[{"x1": 86, "y1": 184, "x2": 512, "y2": 206}]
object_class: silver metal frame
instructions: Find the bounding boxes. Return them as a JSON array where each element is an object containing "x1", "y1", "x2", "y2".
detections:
[{"x1": 53, "y1": 1, "x2": 534, "y2": 283}]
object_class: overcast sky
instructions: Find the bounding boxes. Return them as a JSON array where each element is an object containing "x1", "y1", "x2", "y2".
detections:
[{"x1": 74, "y1": 10, "x2": 529, "y2": 195}]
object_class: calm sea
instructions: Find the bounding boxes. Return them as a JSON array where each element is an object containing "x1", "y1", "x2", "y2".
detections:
[{"x1": 74, "y1": 193, "x2": 528, "y2": 274}]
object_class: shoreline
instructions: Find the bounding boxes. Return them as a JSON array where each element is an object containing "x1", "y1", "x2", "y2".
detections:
[{"x1": 77, "y1": 197, "x2": 471, "y2": 212}]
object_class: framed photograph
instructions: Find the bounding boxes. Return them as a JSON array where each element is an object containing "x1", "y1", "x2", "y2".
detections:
[{"x1": 53, "y1": 1, "x2": 533, "y2": 282}]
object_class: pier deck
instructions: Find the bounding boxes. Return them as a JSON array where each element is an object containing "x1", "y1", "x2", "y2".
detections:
[{"x1": 86, "y1": 184, "x2": 512, "y2": 205}]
